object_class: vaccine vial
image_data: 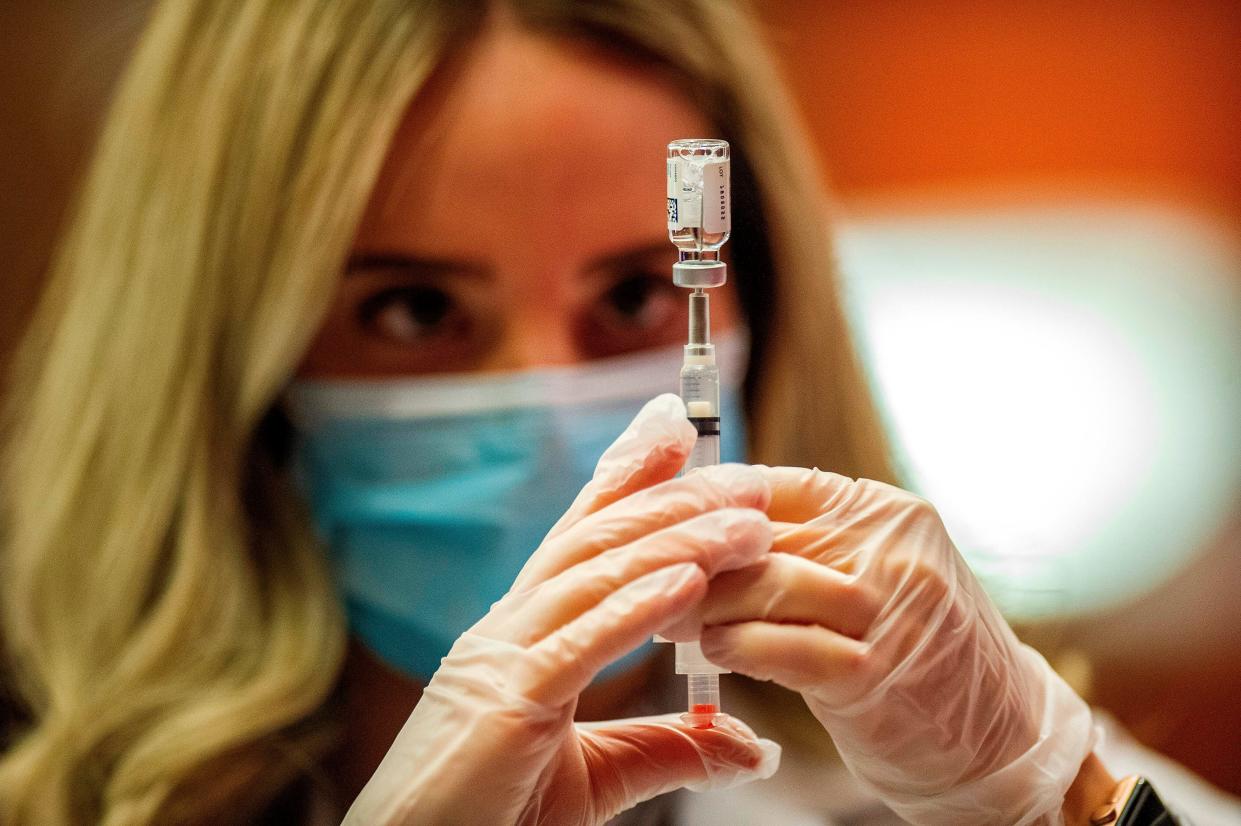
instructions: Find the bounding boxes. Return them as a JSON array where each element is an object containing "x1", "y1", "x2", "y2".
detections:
[{"x1": 667, "y1": 139, "x2": 731, "y2": 259}]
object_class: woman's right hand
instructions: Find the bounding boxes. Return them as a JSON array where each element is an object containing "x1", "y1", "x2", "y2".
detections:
[
  {"x1": 697, "y1": 468, "x2": 1096, "y2": 826},
  {"x1": 343, "y1": 394, "x2": 781, "y2": 825}
]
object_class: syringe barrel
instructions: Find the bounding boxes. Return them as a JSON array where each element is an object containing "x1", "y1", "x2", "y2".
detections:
[
  {"x1": 685, "y1": 422, "x2": 719, "y2": 471},
  {"x1": 680, "y1": 347, "x2": 721, "y2": 472},
  {"x1": 687, "y1": 672, "x2": 721, "y2": 708},
  {"x1": 675, "y1": 640, "x2": 727, "y2": 676},
  {"x1": 676, "y1": 352, "x2": 726, "y2": 676}
]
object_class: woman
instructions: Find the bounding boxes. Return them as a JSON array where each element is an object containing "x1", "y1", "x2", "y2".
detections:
[{"x1": 1, "y1": 1, "x2": 1232, "y2": 824}]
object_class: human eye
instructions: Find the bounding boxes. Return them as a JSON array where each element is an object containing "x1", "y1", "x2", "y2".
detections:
[
  {"x1": 341, "y1": 271, "x2": 492, "y2": 373},
  {"x1": 299, "y1": 253, "x2": 497, "y2": 378},
  {"x1": 598, "y1": 272, "x2": 682, "y2": 331},
  {"x1": 359, "y1": 283, "x2": 468, "y2": 345},
  {"x1": 583, "y1": 271, "x2": 686, "y2": 356}
]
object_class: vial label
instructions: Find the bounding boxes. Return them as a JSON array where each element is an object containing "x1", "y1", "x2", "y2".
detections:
[
  {"x1": 666, "y1": 158, "x2": 702, "y2": 229},
  {"x1": 701, "y1": 161, "x2": 730, "y2": 234}
]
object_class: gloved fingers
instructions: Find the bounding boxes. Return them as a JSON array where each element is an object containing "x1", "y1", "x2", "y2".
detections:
[
  {"x1": 699, "y1": 553, "x2": 878, "y2": 639},
  {"x1": 574, "y1": 713, "x2": 781, "y2": 818},
  {"x1": 516, "y1": 562, "x2": 707, "y2": 707},
  {"x1": 769, "y1": 519, "x2": 875, "y2": 575},
  {"x1": 699, "y1": 620, "x2": 871, "y2": 694},
  {"x1": 514, "y1": 463, "x2": 770, "y2": 590},
  {"x1": 542, "y1": 393, "x2": 695, "y2": 543},
  {"x1": 718, "y1": 469, "x2": 1102, "y2": 825},
  {"x1": 767, "y1": 534, "x2": 954, "y2": 654},
  {"x1": 507, "y1": 508, "x2": 771, "y2": 646},
  {"x1": 767, "y1": 485, "x2": 955, "y2": 580},
  {"x1": 752, "y1": 465, "x2": 859, "y2": 524}
]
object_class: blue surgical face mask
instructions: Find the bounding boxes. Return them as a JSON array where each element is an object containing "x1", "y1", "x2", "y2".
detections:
[{"x1": 286, "y1": 330, "x2": 748, "y2": 682}]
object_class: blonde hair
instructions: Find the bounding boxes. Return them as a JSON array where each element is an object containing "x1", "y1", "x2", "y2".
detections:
[{"x1": 1, "y1": 1, "x2": 892, "y2": 822}]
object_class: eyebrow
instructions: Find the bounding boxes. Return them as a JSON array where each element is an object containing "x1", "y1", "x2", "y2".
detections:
[
  {"x1": 345, "y1": 252, "x2": 492, "y2": 279},
  {"x1": 584, "y1": 241, "x2": 673, "y2": 275},
  {"x1": 346, "y1": 240, "x2": 673, "y2": 280}
]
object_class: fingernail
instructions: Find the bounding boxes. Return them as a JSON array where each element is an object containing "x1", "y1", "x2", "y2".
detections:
[
  {"x1": 721, "y1": 509, "x2": 772, "y2": 566},
  {"x1": 697, "y1": 464, "x2": 770, "y2": 507},
  {"x1": 697, "y1": 627, "x2": 730, "y2": 663},
  {"x1": 693, "y1": 508, "x2": 771, "y2": 574},
  {"x1": 595, "y1": 395, "x2": 692, "y2": 481},
  {"x1": 752, "y1": 737, "x2": 782, "y2": 778},
  {"x1": 713, "y1": 717, "x2": 781, "y2": 779},
  {"x1": 659, "y1": 561, "x2": 704, "y2": 592},
  {"x1": 624, "y1": 394, "x2": 689, "y2": 440},
  {"x1": 643, "y1": 392, "x2": 688, "y2": 420}
]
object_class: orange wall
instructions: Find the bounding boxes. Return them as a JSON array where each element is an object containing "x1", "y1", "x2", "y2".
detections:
[
  {"x1": 757, "y1": 0, "x2": 1241, "y2": 205},
  {"x1": 4, "y1": 2, "x2": 1239, "y2": 363},
  {"x1": 755, "y1": 2, "x2": 1241, "y2": 793}
]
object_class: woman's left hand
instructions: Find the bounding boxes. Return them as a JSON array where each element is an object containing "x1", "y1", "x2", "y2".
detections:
[{"x1": 696, "y1": 467, "x2": 1097, "y2": 826}]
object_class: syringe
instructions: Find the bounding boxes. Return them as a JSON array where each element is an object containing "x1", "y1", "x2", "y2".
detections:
[{"x1": 661, "y1": 138, "x2": 731, "y2": 729}]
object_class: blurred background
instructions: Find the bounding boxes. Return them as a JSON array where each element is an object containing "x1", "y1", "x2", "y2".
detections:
[
  {"x1": 2, "y1": 0, "x2": 1238, "y2": 793},
  {"x1": 756, "y1": 0, "x2": 1241, "y2": 792}
]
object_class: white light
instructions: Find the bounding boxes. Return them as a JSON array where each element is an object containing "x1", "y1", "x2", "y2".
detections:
[{"x1": 837, "y1": 200, "x2": 1241, "y2": 618}]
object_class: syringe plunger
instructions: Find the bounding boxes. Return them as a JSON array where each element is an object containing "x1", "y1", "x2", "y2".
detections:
[
  {"x1": 685, "y1": 672, "x2": 723, "y2": 729},
  {"x1": 677, "y1": 642, "x2": 725, "y2": 730}
]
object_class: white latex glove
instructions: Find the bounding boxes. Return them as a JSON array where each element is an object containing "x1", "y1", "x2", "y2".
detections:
[
  {"x1": 344, "y1": 395, "x2": 781, "y2": 825},
  {"x1": 698, "y1": 468, "x2": 1096, "y2": 826}
]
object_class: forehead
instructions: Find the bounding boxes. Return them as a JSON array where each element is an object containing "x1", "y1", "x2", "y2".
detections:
[{"x1": 357, "y1": 28, "x2": 715, "y2": 257}]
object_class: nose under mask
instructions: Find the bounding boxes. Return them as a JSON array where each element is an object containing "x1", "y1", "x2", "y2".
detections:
[{"x1": 285, "y1": 331, "x2": 749, "y2": 683}]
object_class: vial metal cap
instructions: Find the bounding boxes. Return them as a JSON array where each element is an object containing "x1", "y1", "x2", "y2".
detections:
[{"x1": 672, "y1": 259, "x2": 727, "y2": 288}]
